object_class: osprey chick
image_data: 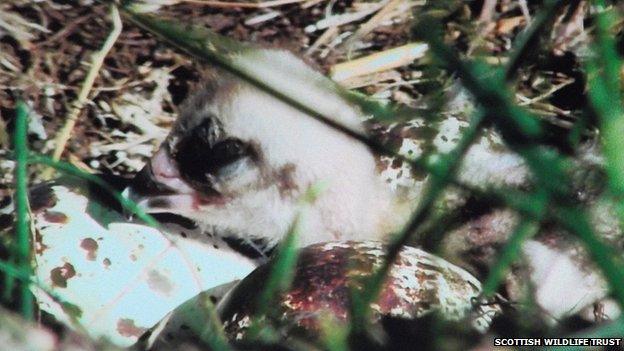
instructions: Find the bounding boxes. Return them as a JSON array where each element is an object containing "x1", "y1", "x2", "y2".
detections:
[{"x1": 126, "y1": 50, "x2": 405, "y2": 249}]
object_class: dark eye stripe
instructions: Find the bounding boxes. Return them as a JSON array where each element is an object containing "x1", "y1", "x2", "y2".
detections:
[
  {"x1": 210, "y1": 140, "x2": 248, "y2": 168},
  {"x1": 174, "y1": 136, "x2": 250, "y2": 184}
]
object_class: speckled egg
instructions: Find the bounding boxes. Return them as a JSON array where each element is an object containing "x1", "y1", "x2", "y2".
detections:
[{"x1": 219, "y1": 241, "x2": 499, "y2": 341}]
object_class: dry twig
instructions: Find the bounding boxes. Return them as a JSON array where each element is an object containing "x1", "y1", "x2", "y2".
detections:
[
  {"x1": 330, "y1": 42, "x2": 427, "y2": 82},
  {"x1": 518, "y1": 0, "x2": 531, "y2": 22},
  {"x1": 306, "y1": 26, "x2": 339, "y2": 55},
  {"x1": 479, "y1": 0, "x2": 498, "y2": 23},
  {"x1": 44, "y1": 4, "x2": 122, "y2": 179}
]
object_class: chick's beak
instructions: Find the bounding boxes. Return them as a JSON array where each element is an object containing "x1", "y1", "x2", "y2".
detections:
[{"x1": 123, "y1": 147, "x2": 197, "y2": 216}]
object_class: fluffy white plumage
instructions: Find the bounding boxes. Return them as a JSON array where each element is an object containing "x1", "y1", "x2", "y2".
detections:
[{"x1": 126, "y1": 49, "x2": 410, "y2": 249}]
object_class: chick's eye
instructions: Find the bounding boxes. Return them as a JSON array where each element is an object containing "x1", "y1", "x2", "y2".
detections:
[
  {"x1": 211, "y1": 139, "x2": 248, "y2": 167},
  {"x1": 174, "y1": 137, "x2": 250, "y2": 183}
]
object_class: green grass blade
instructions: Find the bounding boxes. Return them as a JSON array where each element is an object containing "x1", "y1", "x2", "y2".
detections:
[
  {"x1": 587, "y1": 4, "x2": 624, "y2": 205},
  {"x1": 28, "y1": 154, "x2": 159, "y2": 227},
  {"x1": 0, "y1": 258, "x2": 90, "y2": 333},
  {"x1": 197, "y1": 293, "x2": 234, "y2": 351},
  {"x1": 244, "y1": 217, "x2": 300, "y2": 341},
  {"x1": 255, "y1": 218, "x2": 300, "y2": 318},
  {"x1": 416, "y1": 18, "x2": 544, "y2": 143},
  {"x1": 13, "y1": 100, "x2": 33, "y2": 320},
  {"x1": 246, "y1": 185, "x2": 325, "y2": 339}
]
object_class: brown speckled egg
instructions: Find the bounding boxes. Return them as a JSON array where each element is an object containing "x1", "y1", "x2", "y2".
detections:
[{"x1": 219, "y1": 241, "x2": 499, "y2": 341}]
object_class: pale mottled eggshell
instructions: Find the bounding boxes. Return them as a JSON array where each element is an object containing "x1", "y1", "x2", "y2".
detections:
[
  {"x1": 32, "y1": 184, "x2": 257, "y2": 347},
  {"x1": 219, "y1": 241, "x2": 499, "y2": 340}
]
